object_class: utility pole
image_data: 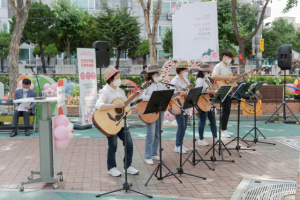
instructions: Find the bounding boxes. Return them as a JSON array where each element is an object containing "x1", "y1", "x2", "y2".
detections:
[{"x1": 255, "y1": 0, "x2": 263, "y2": 71}]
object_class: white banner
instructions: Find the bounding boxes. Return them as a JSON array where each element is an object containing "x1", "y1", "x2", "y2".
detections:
[
  {"x1": 173, "y1": 2, "x2": 219, "y2": 62},
  {"x1": 77, "y1": 48, "x2": 98, "y2": 126}
]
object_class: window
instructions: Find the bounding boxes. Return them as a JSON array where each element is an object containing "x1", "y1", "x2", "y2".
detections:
[
  {"x1": 57, "y1": 53, "x2": 63, "y2": 59},
  {"x1": 2, "y1": 0, "x2": 8, "y2": 7},
  {"x1": 19, "y1": 49, "x2": 29, "y2": 60},
  {"x1": 96, "y1": 0, "x2": 100, "y2": 9},
  {"x1": 114, "y1": 49, "x2": 127, "y2": 59},
  {"x1": 107, "y1": 0, "x2": 114, "y2": 8},
  {"x1": 89, "y1": 0, "x2": 95, "y2": 9},
  {"x1": 71, "y1": 0, "x2": 96, "y2": 10},
  {"x1": 158, "y1": 25, "x2": 171, "y2": 38}
]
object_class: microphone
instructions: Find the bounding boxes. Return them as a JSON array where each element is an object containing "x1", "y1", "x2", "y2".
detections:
[
  {"x1": 130, "y1": 99, "x2": 143, "y2": 107},
  {"x1": 25, "y1": 65, "x2": 36, "y2": 69}
]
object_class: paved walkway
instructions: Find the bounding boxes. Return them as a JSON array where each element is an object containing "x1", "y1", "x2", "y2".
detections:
[{"x1": 0, "y1": 134, "x2": 299, "y2": 200}]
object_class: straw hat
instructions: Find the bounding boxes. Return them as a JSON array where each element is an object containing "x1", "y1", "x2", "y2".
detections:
[
  {"x1": 199, "y1": 63, "x2": 211, "y2": 72},
  {"x1": 147, "y1": 65, "x2": 160, "y2": 73},
  {"x1": 104, "y1": 66, "x2": 121, "y2": 80},
  {"x1": 176, "y1": 60, "x2": 189, "y2": 68}
]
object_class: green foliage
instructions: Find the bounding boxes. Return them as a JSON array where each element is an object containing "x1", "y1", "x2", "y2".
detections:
[
  {"x1": 162, "y1": 28, "x2": 173, "y2": 58},
  {"x1": 236, "y1": 4, "x2": 257, "y2": 38},
  {"x1": 187, "y1": 75, "x2": 196, "y2": 85},
  {"x1": 130, "y1": 39, "x2": 150, "y2": 65},
  {"x1": 69, "y1": 83, "x2": 80, "y2": 97},
  {"x1": 0, "y1": 31, "x2": 11, "y2": 60},
  {"x1": 0, "y1": 75, "x2": 9, "y2": 93},
  {"x1": 245, "y1": 75, "x2": 296, "y2": 85},
  {"x1": 121, "y1": 75, "x2": 144, "y2": 86},
  {"x1": 283, "y1": 0, "x2": 298, "y2": 13},
  {"x1": 52, "y1": 75, "x2": 79, "y2": 83},
  {"x1": 292, "y1": 32, "x2": 300, "y2": 54},
  {"x1": 95, "y1": 3, "x2": 141, "y2": 69}
]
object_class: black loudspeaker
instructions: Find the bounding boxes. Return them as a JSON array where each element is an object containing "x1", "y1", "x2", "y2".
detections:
[
  {"x1": 92, "y1": 41, "x2": 110, "y2": 67},
  {"x1": 278, "y1": 44, "x2": 292, "y2": 70}
]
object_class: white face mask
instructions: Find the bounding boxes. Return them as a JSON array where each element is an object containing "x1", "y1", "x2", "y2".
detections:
[
  {"x1": 113, "y1": 79, "x2": 122, "y2": 87},
  {"x1": 205, "y1": 74, "x2": 210, "y2": 78},
  {"x1": 153, "y1": 77, "x2": 161, "y2": 83},
  {"x1": 224, "y1": 57, "x2": 232, "y2": 65},
  {"x1": 23, "y1": 88, "x2": 29, "y2": 92},
  {"x1": 182, "y1": 72, "x2": 188, "y2": 78}
]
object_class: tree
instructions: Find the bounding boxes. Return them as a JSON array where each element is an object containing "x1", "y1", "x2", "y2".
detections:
[
  {"x1": 95, "y1": 4, "x2": 141, "y2": 69},
  {"x1": 231, "y1": 0, "x2": 269, "y2": 73},
  {"x1": 7, "y1": 0, "x2": 31, "y2": 92},
  {"x1": 0, "y1": 32, "x2": 11, "y2": 72},
  {"x1": 134, "y1": 40, "x2": 150, "y2": 65},
  {"x1": 139, "y1": 0, "x2": 162, "y2": 65},
  {"x1": 262, "y1": 29, "x2": 282, "y2": 63},
  {"x1": 52, "y1": 0, "x2": 89, "y2": 65},
  {"x1": 10, "y1": 1, "x2": 58, "y2": 73},
  {"x1": 33, "y1": 44, "x2": 61, "y2": 65},
  {"x1": 272, "y1": 18, "x2": 296, "y2": 44},
  {"x1": 293, "y1": 32, "x2": 300, "y2": 54},
  {"x1": 162, "y1": 28, "x2": 172, "y2": 58}
]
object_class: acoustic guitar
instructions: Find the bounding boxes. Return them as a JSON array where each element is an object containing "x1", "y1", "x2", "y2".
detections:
[
  {"x1": 216, "y1": 69, "x2": 256, "y2": 91},
  {"x1": 92, "y1": 82, "x2": 151, "y2": 137},
  {"x1": 168, "y1": 84, "x2": 193, "y2": 115},
  {"x1": 197, "y1": 77, "x2": 218, "y2": 113}
]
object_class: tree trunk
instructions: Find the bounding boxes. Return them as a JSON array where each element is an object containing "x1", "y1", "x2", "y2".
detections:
[
  {"x1": 67, "y1": 41, "x2": 71, "y2": 65},
  {"x1": 39, "y1": 43, "x2": 46, "y2": 73},
  {"x1": 239, "y1": 41, "x2": 246, "y2": 74},
  {"x1": 149, "y1": 36, "x2": 157, "y2": 65},
  {"x1": 143, "y1": 54, "x2": 147, "y2": 65},
  {"x1": 47, "y1": 56, "x2": 51, "y2": 65},
  {"x1": 8, "y1": 0, "x2": 31, "y2": 93},
  {"x1": 0, "y1": 58, "x2": 3, "y2": 72},
  {"x1": 116, "y1": 48, "x2": 121, "y2": 69}
]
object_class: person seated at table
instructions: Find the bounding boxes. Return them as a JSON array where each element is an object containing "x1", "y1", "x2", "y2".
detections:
[
  {"x1": 11, "y1": 79, "x2": 36, "y2": 137},
  {"x1": 293, "y1": 77, "x2": 300, "y2": 99}
]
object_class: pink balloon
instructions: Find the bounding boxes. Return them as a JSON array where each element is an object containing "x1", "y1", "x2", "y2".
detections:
[
  {"x1": 30, "y1": 83, "x2": 34, "y2": 90},
  {"x1": 44, "y1": 83, "x2": 50, "y2": 90},
  {"x1": 54, "y1": 125, "x2": 69, "y2": 140},
  {"x1": 54, "y1": 115, "x2": 69, "y2": 128},
  {"x1": 51, "y1": 84, "x2": 57, "y2": 91},
  {"x1": 55, "y1": 137, "x2": 70, "y2": 150},
  {"x1": 18, "y1": 81, "x2": 22, "y2": 87}
]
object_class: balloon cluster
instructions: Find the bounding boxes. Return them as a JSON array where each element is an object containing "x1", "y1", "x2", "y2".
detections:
[
  {"x1": 43, "y1": 83, "x2": 58, "y2": 97},
  {"x1": 54, "y1": 115, "x2": 74, "y2": 150},
  {"x1": 17, "y1": 80, "x2": 34, "y2": 90}
]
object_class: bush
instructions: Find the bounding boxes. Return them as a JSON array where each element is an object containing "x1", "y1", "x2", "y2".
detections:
[{"x1": 0, "y1": 75, "x2": 9, "y2": 94}]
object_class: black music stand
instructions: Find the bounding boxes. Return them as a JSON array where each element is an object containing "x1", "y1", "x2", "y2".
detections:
[
  {"x1": 96, "y1": 106, "x2": 152, "y2": 198},
  {"x1": 242, "y1": 82, "x2": 276, "y2": 147},
  {"x1": 225, "y1": 83, "x2": 256, "y2": 157},
  {"x1": 181, "y1": 87, "x2": 211, "y2": 170},
  {"x1": 204, "y1": 86, "x2": 235, "y2": 171},
  {"x1": 144, "y1": 90, "x2": 182, "y2": 186}
]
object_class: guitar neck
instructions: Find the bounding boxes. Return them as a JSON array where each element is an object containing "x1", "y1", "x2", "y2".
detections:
[
  {"x1": 233, "y1": 72, "x2": 248, "y2": 82},
  {"x1": 124, "y1": 93, "x2": 139, "y2": 107}
]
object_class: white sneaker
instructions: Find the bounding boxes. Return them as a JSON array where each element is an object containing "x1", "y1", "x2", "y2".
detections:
[
  {"x1": 198, "y1": 139, "x2": 209, "y2": 146},
  {"x1": 145, "y1": 159, "x2": 154, "y2": 165},
  {"x1": 152, "y1": 156, "x2": 160, "y2": 161},
  {"x1": 182, "y1": 145, "x2": 189, "y2": 152},
  {"x1": 174, "y1": 146, "x2": 187, "y2": 154},
  {"x1": 226, "y1": 130, "x2": 234, "y2": 135},
  {"x1": 108, "y1": 167, "x2": 121, "y2": 177},
  {"x1": 221, "y1": 131, "x2": 231, "y2": 138},
  {"x1": 124, "y1": 166, "x2": 139, "y2": 175}
]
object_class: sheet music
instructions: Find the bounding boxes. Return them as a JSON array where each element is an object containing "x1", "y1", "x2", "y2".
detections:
[{"x1": 18, "y1": 102, "x2": 30, "y2": 112}]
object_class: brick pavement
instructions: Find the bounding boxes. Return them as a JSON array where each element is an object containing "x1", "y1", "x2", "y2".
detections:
[{"x1": 0, "y1": 136, "x2": 299, "y2": 200}]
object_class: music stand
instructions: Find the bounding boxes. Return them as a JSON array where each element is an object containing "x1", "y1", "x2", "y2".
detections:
[
  {"x1": 204, "y1": 86, "x2": 235, "y2": 171},
  {"x1": 96, "y1": 105, "x2": 153, "y2": 198},
  {"x1": 225, "y1": 83, "x2": 256, "y2": 157},
  {"x1": 242, "y1": 82, "x2": 276, "y2": 147},
  {"x1": 180, "y1": 87, "x2": 211, "y2": 171},
  {"x1": 144, "y1": 90, "x2": 182, "y2": 186}
]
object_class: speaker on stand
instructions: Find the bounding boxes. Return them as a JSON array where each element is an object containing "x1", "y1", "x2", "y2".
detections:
[
  {"x1": 92, "y1": 41, "x2": 110, "y2": 89},
  {"x1": 265, "y1": 44, "x2": 300, "y2": 124}
]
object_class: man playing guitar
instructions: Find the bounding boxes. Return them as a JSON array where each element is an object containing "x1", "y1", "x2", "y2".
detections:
[
  {"x1": 95, "y1": 66, "x2": 143, "y2": 177},
  {"x1": 212, "y1": 50, "x2": 248, "y2": 138}
]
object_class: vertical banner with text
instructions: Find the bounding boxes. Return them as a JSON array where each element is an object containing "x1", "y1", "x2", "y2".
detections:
[{"x1": 77, "y1": 48, "x2": 98, "y2": 125}]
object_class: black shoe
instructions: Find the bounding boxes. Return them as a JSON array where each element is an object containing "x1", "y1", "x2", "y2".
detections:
[
  {"x1": 25, "y1": 129, "x2": 30, "y2": 136},
  {"x1": 10, "y1": 130, "x2": 17, "y2": 137}
]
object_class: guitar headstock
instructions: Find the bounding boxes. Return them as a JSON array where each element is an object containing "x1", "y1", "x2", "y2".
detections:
[
  {"x1": 141, "y1": 81, "x2": 152, "y2": 90},
  {"x1": 250, "y1": 69, "x2": 256, "y2": 74}
]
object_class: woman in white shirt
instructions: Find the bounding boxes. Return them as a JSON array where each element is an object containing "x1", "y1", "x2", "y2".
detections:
[
  {"x1": 195, "y1": 63, "x2": 217, "y2": 146},
  {"x1": 139, "y1": 65, "x2": 167, "y2": 165},
  {"x1": 170, "y1": 60, "x2": 191, "y2": 154},
  {"x1": 95, "y1": 66, "x2": 143, "y2": 177}
]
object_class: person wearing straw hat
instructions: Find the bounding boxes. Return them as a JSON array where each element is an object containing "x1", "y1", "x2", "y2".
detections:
[
  {"x1": 195, "y1": 63, "x2": 218, "y2": 146},
  {"x1": 95, "y1": 66, "x2": 144, "y2": 177},
  {"x1": 170, "y1": 60, "x2": 193, "y2": 154},
  {"x1": 139, "y1": 65, "x2": 167, "y2": 165}
]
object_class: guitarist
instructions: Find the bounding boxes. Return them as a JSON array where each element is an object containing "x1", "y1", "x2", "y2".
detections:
[
  {"x1": 170, "y1": 60, "x2": 191, "y2": 154},
  {"x1": 95, "y1": 66, "x2": 143, "y2": 177},
  {"x1": 211, "y1": 50, "x2": 236, "y2": 138},
  {"x1": 139, "y1": 65, "x2": 167, "y2": 165}
]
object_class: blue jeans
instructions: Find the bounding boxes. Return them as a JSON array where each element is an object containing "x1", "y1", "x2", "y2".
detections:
[
  {"x1": 198, "y1": 110, "x2": 218, "y2": 140},
  {"x1": 175, "y1": 114, "x2": 189, "y2": 147},
  {"x1": 107, "y1": 127, "x2": 133, "y2": 170},
  {"x1": 144, "y1": 112, "x2": 164, "y2": 159}
]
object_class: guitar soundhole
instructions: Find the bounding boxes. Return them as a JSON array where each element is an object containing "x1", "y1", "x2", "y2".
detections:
[{"x1": 115, "y1": 108, "x2": 123, "y2": 114}]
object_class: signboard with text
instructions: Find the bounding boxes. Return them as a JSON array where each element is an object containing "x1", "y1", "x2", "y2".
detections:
[
  {"x1": 173, "y1": 1, "x2": 219, "y2": 62},
  {"x1": 77, "y1": 48, "x2": 98, "y2": 126}
]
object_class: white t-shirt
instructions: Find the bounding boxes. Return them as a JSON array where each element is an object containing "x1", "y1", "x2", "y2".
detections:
[
  {"x1": 212, "y1": 62, "x2": 232, "y2": 77},
  {"x1": 139, "y1": 82, "x2": 167, "y2": 101},
  {"x1": 170, "y1": 75, "x2": 190, "y2": 115}
]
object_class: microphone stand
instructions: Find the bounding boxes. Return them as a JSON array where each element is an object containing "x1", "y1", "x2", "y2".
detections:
[{"x1": 27, "y1": 66, "x2": 45, "y2": 100}]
